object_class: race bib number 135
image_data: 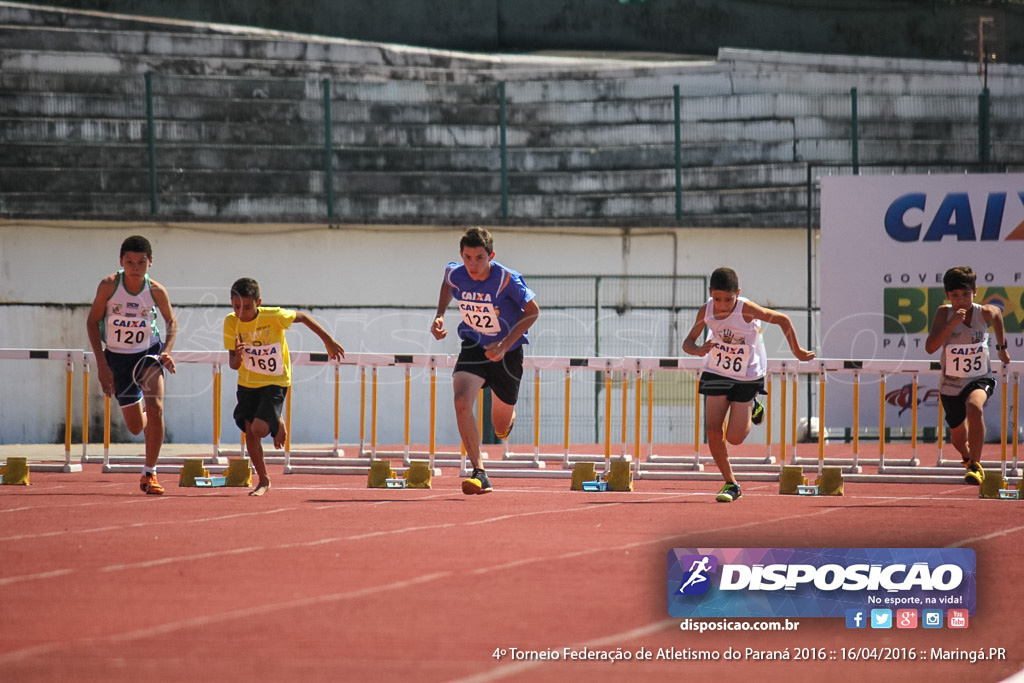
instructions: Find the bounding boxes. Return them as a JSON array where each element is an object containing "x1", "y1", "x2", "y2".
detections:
[{"x1": 944, "y1": 343, "x2": 988, "y2": 379}]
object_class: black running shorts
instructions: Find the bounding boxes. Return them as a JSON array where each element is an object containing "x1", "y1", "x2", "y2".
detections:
[{"x1": 453, "y1": 338, "x2": 524, "y2": 406}]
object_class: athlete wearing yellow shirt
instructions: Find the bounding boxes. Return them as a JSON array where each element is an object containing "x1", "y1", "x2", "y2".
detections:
[{"x1": 224, "y1": 277, "x2": 345, "y2": 496}]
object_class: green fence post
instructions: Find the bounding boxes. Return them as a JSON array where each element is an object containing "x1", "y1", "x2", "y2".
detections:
[
  {"x1": 978, "y1": 87, "x2": 991, "y2": 167},
  {"x1": 323, "y1": 78, "x2": 335, "y2": 218},
  {"x1": 673, "y1": 85, "x2": 682, "y2": 220},
  {"x1": 145, "y1": 72, "x2": 158, "y2": 215},
  {"x1": 850, "y1": 87, "x2": 859, "y2": 175},
  {"x1": 499, "y1": 82, "x2": 508, "y2": 219}
]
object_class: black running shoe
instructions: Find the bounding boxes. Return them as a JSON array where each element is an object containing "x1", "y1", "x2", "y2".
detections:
[
  {"x1": 715, "y1": 482, "x2": 742, "y2": 502},
  {"x1": 461, "y1": 468, "x2": 493, "y2": 495},
  {"x1": 751, "y1": 400, "x2": 765, "y2": 426},
  {"x1": 964, "y1": 461, "x2": 984, "y2": 486}
]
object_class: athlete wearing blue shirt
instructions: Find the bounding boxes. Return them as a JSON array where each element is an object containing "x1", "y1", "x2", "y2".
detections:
[{"x1": 431, "y1": 228, "x2": 540, "y2": 495}]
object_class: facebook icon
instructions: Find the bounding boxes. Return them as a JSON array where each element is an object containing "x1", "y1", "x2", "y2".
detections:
[{"x1": 845, "y1": 609, "x2": 867, "y2": 629}]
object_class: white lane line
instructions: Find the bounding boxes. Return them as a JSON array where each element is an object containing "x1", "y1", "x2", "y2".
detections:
[{"x1": 0, "y1": 571, "x2": 452, "y2": 664}]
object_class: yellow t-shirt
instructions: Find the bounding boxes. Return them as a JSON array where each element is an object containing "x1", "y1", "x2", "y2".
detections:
[{"x1": 223, "y1": 307, "x2": 297, "y2": 388}]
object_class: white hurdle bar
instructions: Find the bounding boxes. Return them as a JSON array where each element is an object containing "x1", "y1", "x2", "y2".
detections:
[{"x1": 0, "y1": 348, "x2": 84, "y2": 473}]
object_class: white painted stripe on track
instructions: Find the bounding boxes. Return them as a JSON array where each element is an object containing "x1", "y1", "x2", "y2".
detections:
[
  {"x1": 0, "y1": 496, "x2": 155, "y2": 514},
  {"x1": 947, "y1": 523, "x2": 1024, "y2": 548},
  {"x1": 0, "y1": 571, "x2": 453, "y2": 664},
  {"x1": 0, "y1": 507, "x2": 293, "y2": 542},
  {"x1": 99, "y1": 546, "x2": 267, "y2": 572},
  {"x1": 0, "y1": 568, "x2": 75, "y2": 587}
]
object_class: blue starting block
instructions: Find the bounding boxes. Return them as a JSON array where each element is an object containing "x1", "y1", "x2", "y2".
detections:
[
  {"x1": 797, "y1": 484, "x2": 819, "y2": 496},
  {"x1": 385, "y1": 478, "x2": 407, "y2": 489},
  {"x1": 582, "y1": 475, "x2": 608, "y2": 492},
  {"x1": 194, "y1": 476, "x2": 227, "y2": 488},
  {"x1": 998, "y1": 489, "x2": 1021, "y2": 500}
]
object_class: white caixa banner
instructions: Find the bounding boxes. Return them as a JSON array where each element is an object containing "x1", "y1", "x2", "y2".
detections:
[{"x1": 820, "y1": 173, "x2": 1024, "y2": 430}]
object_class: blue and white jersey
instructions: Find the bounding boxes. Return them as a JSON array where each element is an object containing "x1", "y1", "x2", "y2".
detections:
[{"x1": 444, "y1": 260, "x2": 536, "y2": 349}]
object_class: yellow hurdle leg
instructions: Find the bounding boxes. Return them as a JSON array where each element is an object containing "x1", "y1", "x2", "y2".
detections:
[
  {"x1": 82, "y1": 360, "x2": 90, "y2": 463},
  {"x1": 878, "y1": 372, "x2": 887, "y2": 470},
  {"x1": 780, "y1": 370, "x2": 788, "y2": 464},
  {"x1": 852, "y1": 368, "x2": 861, "y2": 472},
  {"x1": 563, "y1": 368, "x2": 572, "y2": 469},
  {"x1": 817, "y1": 365, "x2": 825, "y2": 477}
]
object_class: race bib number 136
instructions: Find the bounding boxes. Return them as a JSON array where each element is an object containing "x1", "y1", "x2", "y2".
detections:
[{"x1": 706, "y1": 342, "x2": 752, "y2": 379}]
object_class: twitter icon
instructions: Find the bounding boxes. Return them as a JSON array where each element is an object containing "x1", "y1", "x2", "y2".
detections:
[{"x1": 870, "y1": 609, "x2": 892, "y2": 629}]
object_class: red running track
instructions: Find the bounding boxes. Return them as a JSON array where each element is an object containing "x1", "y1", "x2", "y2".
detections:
[{"x1": 1, "y1": 457, "x2": 1022, "y2": 683}]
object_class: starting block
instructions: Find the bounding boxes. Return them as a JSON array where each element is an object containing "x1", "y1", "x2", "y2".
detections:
[
  {"x1": 404, "y1": 460, "x2": 432, "y2": 489},
  {"x1": 368, "y1": 460, "x2": 396, "y2": 488},
  {"x1": 979, "y1": 470, "x2": 1007, "y2": 499},
  {"x1": 779, "y1": 465, "x2": 807, "y2": 495},
  {"x1": 571, "y1": 460, "x2": 632, "y2": 492},
  {"x1": 570, "y1": 462, "x2": 597, "y2": 491},
  {"x1": 792, "y1": 467, "x2": 844, "y2": 496},
  {"x1": 1, "y1": 456, "x2": 30, "y2": 486},
  {"x1": 195, "y1": 476, "x2": 228, "y2": 487},
  {"x1": 998, "y1": 488, "x2": 1021, "y2": 500},
  {"x1": 178, "y1": 458, "x2": 210, "y2": 487},
  {"x1": 605, "y1": 460, "x2": 633, "y2": 491},
  {"x1": 223, "y1": 458, "x2": 254, "y2": 487},
  {"x1": 371, "y1": 460, "x2": 433, "y2": 489},
  {"x1": 816, "y1": 467, "x2": 845, "y2": 496}
]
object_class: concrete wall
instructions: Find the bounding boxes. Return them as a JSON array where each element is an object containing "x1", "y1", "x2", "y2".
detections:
[
  {"x1": 0, "y1": 222, "x2": 814, "y2": 444},
  {"x1": 30, "y1": 0, "x2": 1024, "y2": 62}
]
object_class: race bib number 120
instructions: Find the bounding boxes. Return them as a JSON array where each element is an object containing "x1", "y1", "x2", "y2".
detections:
[{"x1": 107, "y1": 315, "x2": 152, "y2": 351}]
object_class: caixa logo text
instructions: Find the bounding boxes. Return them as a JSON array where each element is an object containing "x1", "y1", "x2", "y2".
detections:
[{"x1": 884, "y1": 192, "x2": 1024, "y2": 242}]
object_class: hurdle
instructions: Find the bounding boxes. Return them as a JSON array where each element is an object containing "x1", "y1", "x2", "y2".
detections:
[
  {"x1": 498, "y1": 357, "x2": 633, "y2": 478},
  {"x1": 278, "y1": 352, "x2": 354, "y2": 470},
  {"x1": 13, "y1": 347, "x2": 1022, "y2": 486},
  {"x1": 0, "y1": 348, "x2": 84, "y2": 473},
  {"x1": 283, "y1": 353, "x2": 439, "y2": 476},
  {"x1": 90, "y1": 350, "x2": 227, "y2": 473},
  {"x1": 87, "y1": 349, "x2": 351, "y2": 473},
  {"x1": 996, "y1": 365, "x2": 1022, "y2": 491},
  {"x1": 784, "y1": 359, "x2": 1022, "y2": 483},
  {"x1": 639, "y1": 357, "x2": 791, "y2": 480},
  {"x1": 345, "y1": 354, "x2": 454, "y2": 477}
]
